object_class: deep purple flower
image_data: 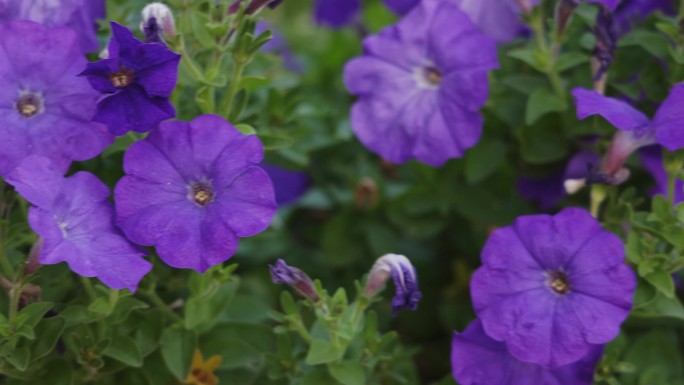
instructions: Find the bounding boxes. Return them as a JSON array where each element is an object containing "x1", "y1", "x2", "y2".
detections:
[
  {"x1": 573, "y1": 86, "x2": 684, "y2": 184},
  {"x1": 0, "y1": 21, "x2": 112, "y2": 177},
  {"x1": 0, "y1": 0, "x2": 105, "y2": 53},
  {"x1": 115, "y1": 115, "x2": 277, "y2": 272},
  {"x1": 639, "y1": 146, "x2": 684, "y2": 203},
  {"x1": 269, "y1": 259, "x2": 320, "y2": 301},
  {"x1": 452, "y1": 319, "x2": 602, "y2": 385},
  {"x1": 79, "y1": 22, "x2": 180, "y2": 135},
  {"x1": 471, "y1": 208, "x2": 635, "y2": 368},
  {"x1": 315, "y1": 0, "x2": 360, "y2": 28},
  {"x1": 5, "y1": 156, "x2": 151, "y2": 291},
  {"x1": 518, "y1": 151, "x2": 601, "y2": 209},
  {"x1": 344, "y1": 0, "x2": 498, "y2": 166},
  {"x1": 261, "y1": 164, "x2": 310, "y2": 205},
  {"x1": 365, "y1": 254, "x2": 422, "y2": 316}
]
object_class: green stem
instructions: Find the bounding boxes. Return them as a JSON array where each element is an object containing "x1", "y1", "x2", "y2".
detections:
[
  {"x1": 529, "y1": 8, "x2": 565, "y2": 99},
  {"x1": 144, "y1": 289, "x2": 184, "y2": 324},
  {"x1": 590, "y1": 184, "x2": 607, "y2": 218},
  {"x1": 81, "y1": 276, "x2": 97, "y2": 302},
  {"x1": 8, "y1": 280, "x2": 23, "y2": 320},
  {"x1": 664, "y1": 149, "x2": 684, "y2": 206},
  {"x1": 290, "y1": 318, "x2": 313, "y2": 344},
  {"x1": 220, "y1": 59, "x2": 247, "y2": 118}
]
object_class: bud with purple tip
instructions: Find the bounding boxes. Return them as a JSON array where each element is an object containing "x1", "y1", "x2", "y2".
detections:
[
  {"x1": 365, "y1": 254, "x2": 422, "y2": 316},
  {"x1": 269, "y1": 259, "x2": 320, "y2": 302},
  {"x1": 140, "y1": 2, "x2": 176, "y2": 44}
]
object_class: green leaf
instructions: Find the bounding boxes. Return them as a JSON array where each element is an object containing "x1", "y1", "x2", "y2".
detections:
[
  {"x1": 464, "y1": 140, "x2": 507, "y2": 184},
  {"x1": 644, "y1": 270, "x2": 675, "y2": 299},
  {"x1": 519, "y1": 117, "x2": 569, "y2": 164},
  {"x1": 26, "y1": 358, "x2": 73, "y2": 385},
  {"x1": 508, "y1": 47, "x2": 545, "y2": 72},
  {"x1": 619, "y1": 30, "x2": 669, "y2": 59},
  {"x1": 102, "y1": 134, "x2": 137, "y2": 157},
  {"x1": 17, "y1": 302, "x2": 53, "y2": 328},
  {"x1": 305, "y1": 339, "x2": 343, "y2": 365},
  {"x1": 30, "y1": 316, "x2": 66, "y2": 361},
  {"x1": 525, "y1": 88, "x2": 568, "y2": 125},
  {"x1": 5, "y1": 346, "x2": 30, "y2": 371},
  {"x1": 239, "y1": 76, "x2": 269, "y2": 91},
  {"x1": 103, "y1": 335, "x2": 143, "y2": 367},
  {"x1": 109, "y1": 297, "x2": 149, "y2": 324},
  {"x1": 235, "y1": 124, "x2": 256, "y2": 136},
  {"x1": 301, "y1": 366, "x2": 341, "y2": 385},
  {"x1": 633, "y1": 291, "x2": 684, "y2": 320},
  {"x1": 622, "y1": 331, "x2": 683, "y2": 385},
  {"x1": 185, "y1": 279, "x2": 238, "y2": 331},
  {"x1": 329, "y1": 361, "x2": 366, "y2": 385},
  {"x1": 556, "y1": 52, "x2": 590, "y2": 73},
  {"x1": 160, "y1": 327, "x2": 197, "y2": 380}
]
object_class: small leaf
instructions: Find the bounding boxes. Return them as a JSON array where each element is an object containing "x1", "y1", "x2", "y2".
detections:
[
  {"x1": 525, "y1": 88, "x2": 568, "y2": 125},
  {"x1": 160, "y1": 327, "x2": 197, "y2": 380},
  {"x1": 305, "y1": 339, "x2": 343, "y2": 365},
  {"x1": 30, "y1": 316, "x2": 66, "y2": 361},
  {"x1": 103, "y1": 335, "x2": 143, "y2": 367},
  {"x1": 464, "y1": 140, "x2": 507, "y2": 184},
  {"x1": 644, "y1": 271, "x2": 675, "y2": 299},
  {"x1": 329, "y1": 361, "x2": 366, "y2": 385},
  {"x1": 6, "y1": 346, "x2": 30, "y2": 371}
]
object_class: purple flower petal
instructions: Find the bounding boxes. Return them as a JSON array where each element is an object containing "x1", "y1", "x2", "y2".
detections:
[
  {"x1": 452, "y1": 319, "x2": 601, "y2": 385},
  {"x1": 315, "y1": 0, "x2": 360, "y2": 28},
  {"x1": 653, "y1": 84, "x2": 684, "y2": 151},
  {"x1": 572, "y1": 88, "x2": 650, "y2": 132}
]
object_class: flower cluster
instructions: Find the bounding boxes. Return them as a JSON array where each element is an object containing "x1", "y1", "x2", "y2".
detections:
[
  {"x1": 0, "y1": 5, "x2": 277, "y2": 291},
  {"x1": 452, "y1": 208, "x2": 636, "y2": 383}
]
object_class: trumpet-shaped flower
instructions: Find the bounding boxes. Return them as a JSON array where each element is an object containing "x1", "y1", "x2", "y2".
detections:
[
  {"x1": 115, "y1": 115, "x2": 276, "y2": 272},
  {"x1": 0, "y1": 21, "x2": 112, "y2": 177},
  {"x1": 79, "y1": 22, "x2": 180, "y2": 135},
  {"x1": 344, "y1": 0, "x2": 498, "y2": 166},
  {"x1": 5, "y1": 156, "x2": 151, "y2": 291},
  {"x1": 471, "y1": 208, "x2": 635, "y2": 368}
]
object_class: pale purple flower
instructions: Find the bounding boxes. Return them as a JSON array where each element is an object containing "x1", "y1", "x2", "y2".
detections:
[
  {"x1": 572, "y1": 85, "x2": 684, "y2": 185},
  {"x1": 344, "y1": 0, "x2": 498, "y2": 166},
  {"x1": 471, "y1": 208, "x2": 635, "y2": 368},
  {"x1": 315, "y1": 0, "x2": 360, "y2": 28},
  {"x1": 5, "y1": 156, "x2": 151, "y2": 291},
  {"x1": 79, "y1": 22, "x2": 180, "y2": 135},
  {"x1": 365, "y1": 254, "x2": 422, "y2": 316},
  {"x1": 270, "y1": 259, "x2": 320, "y2": 301},
  {"x1": 115, "y1": 115, "x2": 277, "y2": 272},
  {"x1": 140, "y1": 2, "x2": 176, "y2": 44},
  {"x1": 0, "y1": 0, "x2": 105, "y2": 53},
  {"x1": 452, "y1": 319, "x2": 602, "y2": 385},
  {"x1": 0, "y1": 21, "x2": 112, "y2": 177}
]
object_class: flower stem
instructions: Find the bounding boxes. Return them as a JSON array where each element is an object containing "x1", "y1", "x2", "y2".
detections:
[
  {"x1": 664, "y1": 149, "x2": 684, "y2": 206},
  {"x1": 144, "y1": 288, "x2": 184, "y2": 324},
  {"x1": 590, "y1": 184, "x2": 607, "y2": 218},
  {"x1": 221, "y1": 59, "x2": 247, "y2": 119}
]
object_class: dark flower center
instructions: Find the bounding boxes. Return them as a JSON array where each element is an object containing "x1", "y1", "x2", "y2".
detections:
[
  {"x1": 548, "y1": 271, "x2": 570, "y2": 295},
  {"x1": 110, "y1": 68, "x2": 134, "y2": 88},
  {"x1": 15, "y1": 93, "x2": 43, "y2": 118},
  {"x1": 191, "y1": 369, "x2": 212, "y2": 384},
  {"x1": 423, "y1": 66, "x2": 442, "y2": 86},
  {"x1": 189, "y1": 182, "x2": 215, "y2": 207}
]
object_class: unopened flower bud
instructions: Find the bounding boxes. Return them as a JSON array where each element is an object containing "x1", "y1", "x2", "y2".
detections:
[
  {"x1": 140, "y1": 2, "x2": 176, "y2": 44},
  {"x1": 365, "y1": 254, "x2": 422, "y2": 316},
  {"x1": 564, "y1": 178, "x2": 587, "y2": 195},
  {"x1": 269, "y1": 259, "x2": 320, "y2": 302},
  {"x1": 555, "y1": 0, "x2": 580, "y2": 38},
  {"x1": 592, "y1": 6, "x2": 617, "y2": 87},
  {"x1": 24, "y1": 238, "x2": 43, "y2": 276}
]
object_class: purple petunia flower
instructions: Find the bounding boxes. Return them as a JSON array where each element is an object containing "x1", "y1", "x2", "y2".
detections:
[
  {"x1": 470, "y1": 207, "x2": 635, "y2": 368},
  {"x1": 0, "y1": 0, "x2": 105, "y2": 53},
  {"x1": 344, "y1": 0, "x2": 498, "y2": 167},
  {"x1": 79, "y1": 22, "x2": 180, "y2": 135},
  {"x1": 614, "y1": 0, "x2": 674, "y2": 35},
  {"x1": 573, "y1": 86, "x2": 684, "y2": 184},
  {"x1": 5, "y1": 156, "x2": 152, "y2": 291},
  {"x1": 639, "y1": 146, "x2": 684, "y2": 203},
  {"x1": 269, "y1": 259, "x2": 320, "y2": 301},
  {"x1": 260, "y1": 164, "x2": 310, "y2": 206},
  {"x1": 365, "y1": 254, "x2": 422, "y2": 316},
  {"x1": 115, "y1": 114, "x2": 277, "y2": 272},
  {"x1": 451, "y1": 319, "x2": 602, "y2": 385},
  {"x1": 315, "y1": 0, "x2": 361, "y2": 28},
  {"x1": 0, "y1": 21, "x2": 112, "y2": 177}
]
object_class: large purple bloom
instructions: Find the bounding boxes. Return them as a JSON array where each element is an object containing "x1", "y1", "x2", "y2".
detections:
[
  {"x1": 344, "y1": 0, "x2": 498, "y2": 166},
  {"x1": 451, "y1": 319, "x2": 602, "y2": 385},
  {"x1": 79, "y1": 22, "x2": 180, "y2": 135},
  {"x1": 5, "y1": 156, "x2": 151, "y2": 291},
  {"x1": 115, "y1": 115, "x2": 277, "y2": 272},
  {"x1": 471, "y1": 208, "x2": 635, "y2": 368},
  {"x1": 0, "y1": 21, "x2": 112, "y2": 177},
  {"x1": 315, "y1": 0, "x2": 360, "y2": 28},
  {"x1": 0, "y1": 0, "x2": 105, "y2": 53}
]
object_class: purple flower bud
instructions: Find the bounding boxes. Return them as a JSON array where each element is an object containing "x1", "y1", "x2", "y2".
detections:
[
  {"x1": 140, "y1": 2, "x2": 176, "y2": 44},
  {"x1": 593, "y1": 5, "x2": 617, "y2": 83},
  {"x1": 365, "y1": 254, "x2": 422, "y2": 316},
  {"x1": 269, "y1": 259, "x2": 320, "y2": 302}
]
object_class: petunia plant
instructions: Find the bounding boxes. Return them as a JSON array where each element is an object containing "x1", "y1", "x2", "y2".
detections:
[{"x1": 0, "y1": 0, "x2": 683, "y2": 384}]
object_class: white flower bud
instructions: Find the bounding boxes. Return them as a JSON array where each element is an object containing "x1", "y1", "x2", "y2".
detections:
[{"x1": 140, "y1": 2, "x2": 176, "y2": 44}]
